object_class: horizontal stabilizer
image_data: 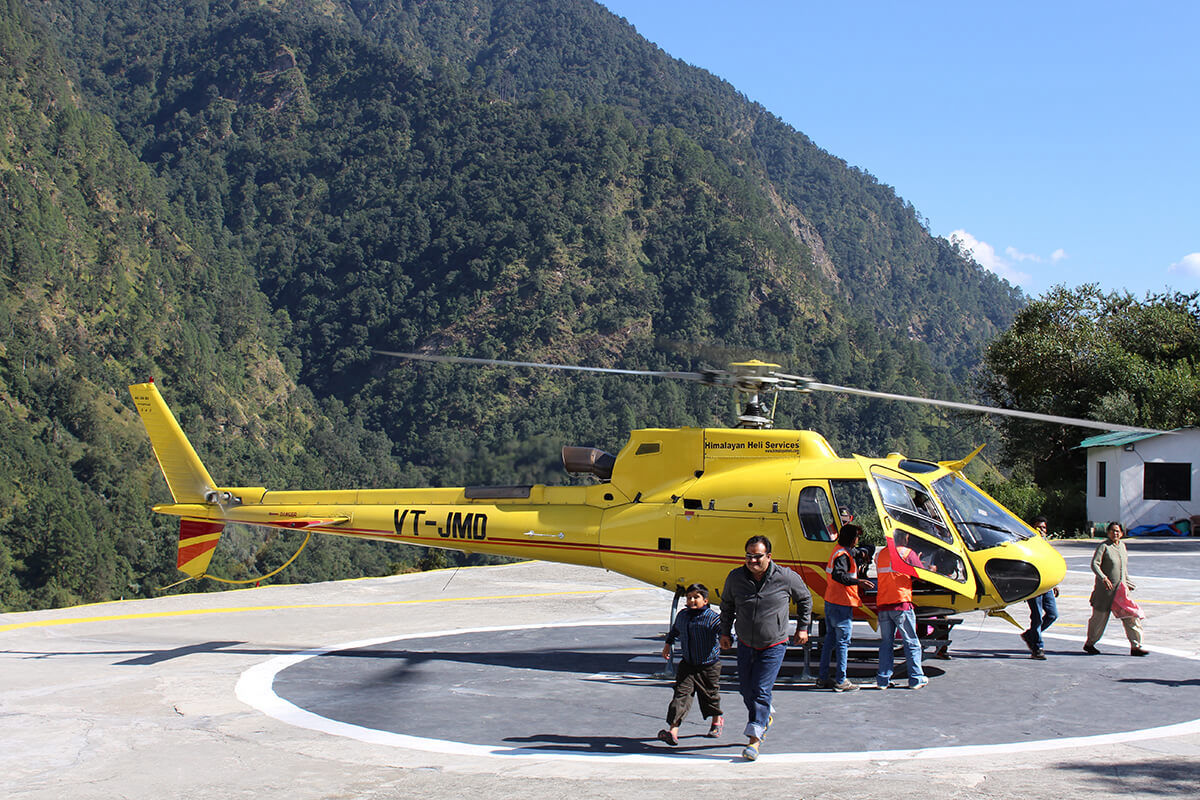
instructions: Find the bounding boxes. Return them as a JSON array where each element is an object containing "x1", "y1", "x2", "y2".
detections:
[
  {"x1": 274, "y1": 517, "x2": 350, "y2": 529},
  {"x1": 153, "y1": 503, "x2": 349, "y2": 530}
]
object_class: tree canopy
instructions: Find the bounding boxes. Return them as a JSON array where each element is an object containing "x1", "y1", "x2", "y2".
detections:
[{"x1": 980, "y1": 285, "x2": 1200, "y2": 523}]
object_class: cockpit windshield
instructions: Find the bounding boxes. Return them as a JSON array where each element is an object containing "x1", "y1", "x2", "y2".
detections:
[{"x1": 932, "y1": 473, "x2": 1034, "y2": 551}]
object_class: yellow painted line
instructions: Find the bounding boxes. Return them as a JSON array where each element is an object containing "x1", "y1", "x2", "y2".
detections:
[
  {"x1": 1059, "y1": 594, "x2": 1200, "y2": 607},
  {"x1": 1134, "y1": 598, "x2": 1200, "y2": 606},
  {"x1": 0, "y1": 587, "x2": 647, "y2": 634}
]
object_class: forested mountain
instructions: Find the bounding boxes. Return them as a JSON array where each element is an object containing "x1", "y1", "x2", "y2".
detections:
[
  {"x1": 0, "y1": 0, "x2": 413, "y2": 609},
  {"x1": 3, "y1": 0, "x2": 1025, "y2": 610}
]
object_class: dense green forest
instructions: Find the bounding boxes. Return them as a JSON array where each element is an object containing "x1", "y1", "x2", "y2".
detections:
[
  {"x1": 3, "y1": 0, "x2": 1030, "y2": 611},
  {"x1": 980, "y1": 287, "x2": 1200, "y2": 522}
]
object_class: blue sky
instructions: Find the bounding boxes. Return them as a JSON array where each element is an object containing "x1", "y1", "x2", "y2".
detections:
[{"x1": 598, "y1": 1, "x2": 1199, "y2": 299}]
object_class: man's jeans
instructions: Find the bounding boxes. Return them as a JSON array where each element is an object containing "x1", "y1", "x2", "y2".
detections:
[
  {"x1": 1027, "y1": 590, "x2": 1058, "y2": 650},
  {"x1": 736, "y1": 640, "x2": 787, "y2": 739},
  {"x1": 876, "y1": 608, "x2": 925, "y2": 687},
  {"x1": 818, "y1": 601, "x2": 854, "y2": 682}
]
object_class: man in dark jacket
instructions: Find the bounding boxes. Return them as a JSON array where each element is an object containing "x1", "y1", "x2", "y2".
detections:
[{"x1": 720, "y1": 534, "x2": 812, "y2": 761}]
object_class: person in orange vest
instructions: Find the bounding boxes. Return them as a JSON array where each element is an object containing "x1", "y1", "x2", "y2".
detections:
[
  {"x1": 816, "y1": 524, "x2": 874, "y2": 691},
  {"x1": 874, "y1": 530, "x2": 928, "y2": 689}
]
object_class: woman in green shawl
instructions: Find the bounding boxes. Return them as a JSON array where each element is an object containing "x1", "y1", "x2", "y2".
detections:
[{"x1": 1083, "y1": 522, "x2": 1148, "y2": 657}]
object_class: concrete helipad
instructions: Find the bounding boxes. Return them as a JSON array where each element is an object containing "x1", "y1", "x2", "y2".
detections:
[{"x1": 4, "y1": 539, "x2": 1200, "y2": 798}]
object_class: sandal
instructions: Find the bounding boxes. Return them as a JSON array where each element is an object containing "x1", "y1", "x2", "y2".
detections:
[
  {"x1": 656, "y1": 729, "x2": 678, "y2": 746},
  {"x1": 707, "y1": 716, "x2": 724, "y2": 738}
]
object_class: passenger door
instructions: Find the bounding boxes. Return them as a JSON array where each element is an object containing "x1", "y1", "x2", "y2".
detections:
[{"x1": 855, "y1": 457, "x2": 978, "y2": 598}]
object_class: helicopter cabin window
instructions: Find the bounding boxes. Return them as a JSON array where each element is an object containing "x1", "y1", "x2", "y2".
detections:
[
  {"x1": 871, "y1": 472, "x2": 953, "y2": 543},
  {"x1": 796, "y1": 486, "x2": 836, "y2": 541},
  {"x1": 829, "y1": 478, "x2": 882, "y2": 543}
]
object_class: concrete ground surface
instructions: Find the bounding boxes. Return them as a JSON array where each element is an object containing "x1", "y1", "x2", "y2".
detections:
[{"x1": 3, "y1": 538, "x2": 1200, "y2": 799}]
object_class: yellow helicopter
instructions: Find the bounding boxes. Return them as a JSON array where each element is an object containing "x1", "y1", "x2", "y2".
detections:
[{"x1": 129, "y1": 354, "x2": 1158, "y2": 626}]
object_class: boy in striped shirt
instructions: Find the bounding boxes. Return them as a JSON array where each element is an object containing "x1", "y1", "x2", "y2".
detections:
[{"x1": 657, "y1": 583, "x2": 724, "y2": 745}]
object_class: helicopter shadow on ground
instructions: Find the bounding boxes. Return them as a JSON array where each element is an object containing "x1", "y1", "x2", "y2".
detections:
[
  {"x1": 498, "y1": 732, "x2": 733, "y2": 756},
  {"x1": 317, "y1": 644, "x2": 954, "y2": 688},
  {"x1": 324, "y1": 645, "x2": 665, "y2": 682},
  {"x1": 1, "y1": 641, "x2": 320, "y2": 666},
  {"x1": 1055, "y1": 757, "x2": 1200, "y2": 797},
  {"x1": 1118, "y1": 676, "x2": 1200, "y2": 688},
  {"x1": 834, "y1": 663, "x2": 948, "y2": 681}
]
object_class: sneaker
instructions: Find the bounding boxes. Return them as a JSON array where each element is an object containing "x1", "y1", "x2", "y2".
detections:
[
  {"x1": 1020, "y1": 629, "x2": 1038, "y2": 654},
  {"x1": 1083, "y1": 644, "x2": 1101, "y2": 655},
  {"x1": 758, "y1": 714, "x2": 774, "y2": 742},
  {"x1": 1130, "y1": 647, "x2": 1149, "y2": 657},
  {"x1": 742, "y1": 742, "x2": 759, "y2": 761},
  {"x1": 1032, "y1": 650, "x2": 1047, "y2": 660},
  {"x1": 656, "y1": 729, "x2": 678, "y2": 746},
  {"x1": 707, "y1": 716, "x2": 724, "y2": 738},
  {"x1": 909, "y1": 678, "x2": 929, "y2": 690},
  {"x1": 833, "y1": 680, "x2": 859, "y2": 692},
  {"x1": 876, "y1": 681, "x2": 893, "y2": 690},
  {"x1": 815, "y1": 678, "x2": 835, "y2": 690}
]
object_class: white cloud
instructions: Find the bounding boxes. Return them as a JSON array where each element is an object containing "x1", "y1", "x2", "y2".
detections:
[
  {"x1": 1004, "y1": 245, "x2": 1040, "y2": 263},
  {"x1": 1051, "y1": 248, "x2": 1068, "y2": 262},
  {"x1": 948, "y1": 230, "x2": 1032, "y2": 286},
  {"x1": 1168, "y1": 252, "x2": 1200, "y2": 279}
]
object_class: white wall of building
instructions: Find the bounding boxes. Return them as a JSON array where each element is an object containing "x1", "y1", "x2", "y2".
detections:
[{"x1": 1084, "y1": 430, "x2": 1200, "y2": 532}]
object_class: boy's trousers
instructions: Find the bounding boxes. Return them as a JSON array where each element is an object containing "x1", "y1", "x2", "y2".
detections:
[{"x1": 666, "y1": 660, "x2": 723, "y2": 725}]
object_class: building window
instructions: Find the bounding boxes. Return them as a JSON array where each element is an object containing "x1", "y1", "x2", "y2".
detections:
[
  {"x1": 1143, "y1": 462, "x2": 1192, "y2": 501},
  {"x1": 1097, "y1": 461, "x2": 1107, "y2": 498}
]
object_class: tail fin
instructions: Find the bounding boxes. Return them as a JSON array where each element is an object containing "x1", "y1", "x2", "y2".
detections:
[
  {"x1": 130, "y1": 381, "x2": 224, "y2": 579},
  {"x1": 176, "y1": 519, "x2": 225, "y2": 578},
  {"x1": 129, "y1": 380, "x2": 217, "y2": 503}
]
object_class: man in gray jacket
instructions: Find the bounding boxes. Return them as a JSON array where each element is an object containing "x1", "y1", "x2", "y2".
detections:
[{"x1": 720, "y1": 534, "x2": 812, "y2": 761}]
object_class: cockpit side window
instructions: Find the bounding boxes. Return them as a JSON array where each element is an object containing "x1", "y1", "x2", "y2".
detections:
[
  {"x1": 857, "y1": 458, "x2": 977, "y2": 594},
  {"x1": 902, "y1": 535, "x2": 969, "y2": 583},
  {"x1": 874, "y1": 474, "x2": 953, "y2": 543},
  {"x1": 797, "y1": 486, "x2": 836, "y2": 541}
]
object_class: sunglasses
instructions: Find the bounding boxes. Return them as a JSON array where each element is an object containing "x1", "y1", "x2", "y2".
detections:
[{"x1": 744, "y1": 552, "x2": 768, "y2": 560}]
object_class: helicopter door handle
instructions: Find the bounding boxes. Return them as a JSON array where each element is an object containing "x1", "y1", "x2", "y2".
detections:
[{"x1": 523, "y1": 530, "x2": 565, "y2": 539}]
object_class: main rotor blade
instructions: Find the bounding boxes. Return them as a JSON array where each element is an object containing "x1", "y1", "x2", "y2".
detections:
[
  {"x1": 800, "y1": 380, "x2": 1165, "y2": 435},
  {"x1": 375, "y1": 351, "x2": 707, "y2": 382}
]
